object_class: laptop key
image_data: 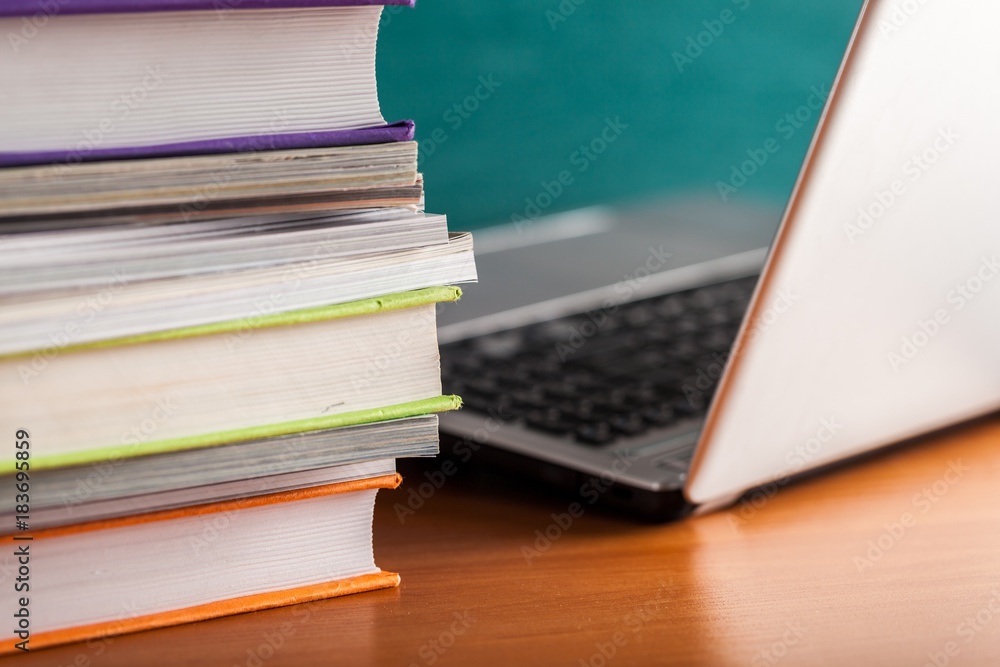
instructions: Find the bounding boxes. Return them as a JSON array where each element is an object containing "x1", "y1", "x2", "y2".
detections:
[
  {"x1": 536, "y1": 381, "x2": 571, "y2": 398},
  {"x1": 591, "y1": 388, "x2": 630, "y2": 409},
  {"x1": 575, "y1": 422, "x2": 616, "y2": 445},
  {"x1": 558, "y1": 398, "x2": 614, "y2": 422},
  {"x1": 566, "y1": 333, "x2": 641, "y2": 360},
  {"x1": 609, "y1": 411, "x2": 646, "y2": 436},
  {"x1": 526, "y1": 408, "x2": 575, "y2": 435},
  {"x1": 672, "y1": 396, "x2": 707, "y2": 416},
  {"x1": 633, "y1": 365, "x2": 686, "y2": 388},
  {"x1": 640, "y1": 403, "x2": 676, "y2": 426},
  {"x1": 624, "y1": 383, "x2": 660, "y2": 404},
  {"x1": 459, "y1": 390, "x2": 497, "y2": 413},
  {"x1": 464, "y1": 376, "x2": 502, "y2": 394}
]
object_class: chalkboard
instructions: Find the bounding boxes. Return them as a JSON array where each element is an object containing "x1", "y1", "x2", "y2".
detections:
[{"x1": 377, "y1": 0, "x2": 864, "y2": 229}]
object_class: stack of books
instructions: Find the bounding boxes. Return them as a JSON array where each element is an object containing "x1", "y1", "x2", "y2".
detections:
[{"x1": 0, "y1": 0, "x2": 475, "y2": 653}]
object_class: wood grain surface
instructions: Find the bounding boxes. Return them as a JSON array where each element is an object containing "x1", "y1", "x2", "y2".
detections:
[{"x1": 12, "y1": 415, "x2": 1000, "y2": 667}]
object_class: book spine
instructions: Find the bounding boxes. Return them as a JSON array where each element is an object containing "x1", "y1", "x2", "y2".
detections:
[
  {"x1": 4, "y1": 571, "x2": 400, "y2": 654},
  {"x1": 0, "y1": 0, "x2": 414, "y2": 18},
  {"x1": 0, "y1": 122, "x2": 416, "y2": 169}
]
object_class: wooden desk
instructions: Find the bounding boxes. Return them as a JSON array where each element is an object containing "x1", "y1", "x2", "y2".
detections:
[{"x1": 16, "y1": 416, "x2": 1000, "y2": 666}]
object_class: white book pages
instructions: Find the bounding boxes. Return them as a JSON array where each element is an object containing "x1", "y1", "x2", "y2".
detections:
[
  {"x1": 0, "y1": 7, "x2": 386, "y2": 153},
  {"x1": 0, "y1": 303, "x2": 443, "y2": 461},
  {"x1": 0, "y1": 209, "x2": 449, "y2": 293},
  {"x1": 24, "y1": 487, "x2": 381, "y2": 635},
  {"x1": 0, "y1": 232, "x2": 476, "y2": 355}
]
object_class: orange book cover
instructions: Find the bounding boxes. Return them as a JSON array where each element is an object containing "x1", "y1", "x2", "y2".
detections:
[{"x1": 1, "y1": 473, "x2": 402, "y2": 654}]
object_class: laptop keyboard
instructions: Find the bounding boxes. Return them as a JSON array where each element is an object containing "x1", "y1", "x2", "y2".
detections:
[{"x1": 440, "y1": 275, "x2": 758, "y2": 447}]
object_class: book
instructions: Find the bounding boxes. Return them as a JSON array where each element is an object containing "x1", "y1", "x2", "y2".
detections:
[
  {"x1": 0, "y1": 172, "x2": 423, "y2": 223},
  {"x1": 1, "y1": 416, "x2": 438, "y2": 528},
  {"x1": 0, "y1": 208, "x2": 449, "y2": 294},
  {"x1": 0, "y1": 474, "x2": 402, "y2": 654},
  {"x1": 0, "y1": 142, "x2": 421, "y2": 219},
  {"x1": 0, "y1": 0, "x2": 476, "y2": 653},
  {"x1": 4, "y1": 454, "x2": 408, "y2": 531},
  {"x1": 0, "y1": 2, "x2": 415, "y2": 166},
  {"x1": 0, "y1": 235, "x2": 476, "y2": 356},
  {"x1": 1, "y1": 287, "x2": 462, "y2": 469}
]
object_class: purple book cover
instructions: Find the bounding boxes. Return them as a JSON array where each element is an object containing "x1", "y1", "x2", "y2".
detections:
[
  {"x1": 0, "y1": 0, "x2": 413, "y2": 17},
  {"x1": 0, "y1": 0, "x2": 416, "y2": 166},
  {"x1": 0, "y1": 121, "x2": 415, "y2": 168}
]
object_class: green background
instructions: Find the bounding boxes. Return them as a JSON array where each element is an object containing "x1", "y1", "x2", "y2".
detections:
[{"x1": 377, "y1": 0, "x2": 865, "y2": 230}]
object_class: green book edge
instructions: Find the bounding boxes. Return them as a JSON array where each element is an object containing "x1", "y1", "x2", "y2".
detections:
[
  {"x1": 22, "y1": 395, "x2": 463, "y2": 472},
  {"x1": 2, "y1": 285, "x2": 462, "y2": 360}
]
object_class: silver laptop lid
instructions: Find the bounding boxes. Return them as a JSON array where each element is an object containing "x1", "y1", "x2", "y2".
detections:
[{"x1": 688, "y1": 0, "x2": 1000, "y2": 504}]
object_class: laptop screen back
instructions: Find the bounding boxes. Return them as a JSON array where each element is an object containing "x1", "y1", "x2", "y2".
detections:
[{"x1": 688, "y1": 0, "x2": 1000, "y2": 505}]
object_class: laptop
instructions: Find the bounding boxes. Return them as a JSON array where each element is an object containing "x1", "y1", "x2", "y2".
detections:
[{"x1": 435, "y1": 0, "x2": 1000, "y2": 520}]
